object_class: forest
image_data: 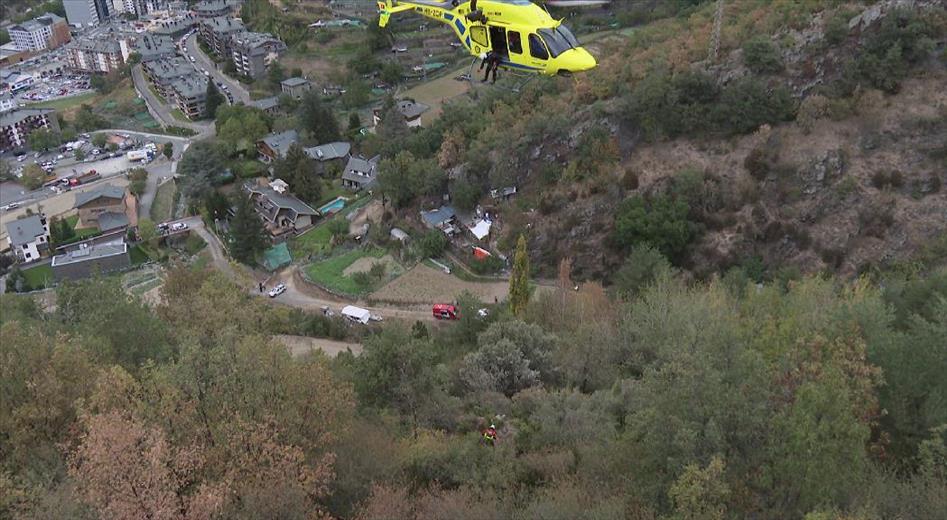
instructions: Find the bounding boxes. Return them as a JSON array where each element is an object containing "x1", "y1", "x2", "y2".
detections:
[{"x1": 1, "y1": 262, "x2": 945, "y2": 519}]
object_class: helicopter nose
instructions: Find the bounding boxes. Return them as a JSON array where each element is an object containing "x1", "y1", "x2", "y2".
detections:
[{"x1": 571, "y1": 48, "x2": 597, "y2": 72}]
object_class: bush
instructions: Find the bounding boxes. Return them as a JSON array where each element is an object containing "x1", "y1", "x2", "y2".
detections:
[
  {"x1": 612, "y1": 245, "x2": 673, "y2": 299},
  {"x1": 854, "y1": 8, "x2": 939, "y2": 93},
  {"x1": 743, "y1": 37, "x2": 784, "y2": 74},
  {"x1": 612, "y1": 194, "x2": 697, "y2": 263},
  {"x1": 714, "y1": 78, "x2": 795, "y2": 135},
  {"x1": 621, "y1": 169, "x2": 639, "y2": 191},
  {"x1": 417, "y1": 230, "x2": 448, "y2": 259},
  {"x1": 825, "y1": 12, "x2": 850, "y2": 45}
]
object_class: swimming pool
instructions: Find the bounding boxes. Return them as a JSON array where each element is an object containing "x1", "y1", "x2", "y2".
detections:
[{"x1": 318, "y1": 197, "x2": 347, "y2": 215}]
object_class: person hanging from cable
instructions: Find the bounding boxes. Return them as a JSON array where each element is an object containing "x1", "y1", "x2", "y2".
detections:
[
  {"x1": 483, "y1": 423, "x2": 498, "y2": 445},
  {"x1": 480, "y1": 50, "x2": 501, "y2": 84}
]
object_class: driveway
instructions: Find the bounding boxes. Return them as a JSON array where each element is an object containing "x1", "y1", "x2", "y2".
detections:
[{"x1": 184, "y1": 33, "x2": 252, "y2": 105}]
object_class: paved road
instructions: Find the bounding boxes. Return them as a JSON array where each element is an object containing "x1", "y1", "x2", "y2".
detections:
[
  {"x1": 130, "y1": 65, "x2": 214, "y2": 138},
  {"x1": 185, "y1": 33, "x2": 252, "y2": 105}
]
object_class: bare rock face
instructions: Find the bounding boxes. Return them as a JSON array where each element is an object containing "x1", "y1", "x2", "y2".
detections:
[{"x1": 799, "y1": 149, "x2": 846, "y2": 194}]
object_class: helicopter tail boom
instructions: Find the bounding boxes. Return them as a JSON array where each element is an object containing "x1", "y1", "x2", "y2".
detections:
[{"x1": 377, "y1": 1, "x2": 414, "y2": 28}]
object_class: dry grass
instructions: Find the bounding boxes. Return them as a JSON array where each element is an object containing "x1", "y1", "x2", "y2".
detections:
[{"x1": 370, "y1": 264, "x2": 509, "y2": 305}]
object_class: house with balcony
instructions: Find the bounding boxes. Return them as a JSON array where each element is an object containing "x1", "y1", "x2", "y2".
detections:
[
  {"x1": 245, "y1": 179, "x2": 318, "y2": 238},
  {"x1": 198, "y1": 16, "x2": 245, "y2": 56},
  {"x1": 230, "y1": 31, "x2": 285, "y2": 79},
  {"x1": 257, "y1": 129, "x2": 298, "y2": 163},
  {"x1": 341, "y1": 154, "x2": 380, "y2": 191},
  {"x1": 73, "y1": 185, "x2": 138, "y2": 233},
  {"x1": 4, "y1": 214, "x2": 50, "y2": 262}
]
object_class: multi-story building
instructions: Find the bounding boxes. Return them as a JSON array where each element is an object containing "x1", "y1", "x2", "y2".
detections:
[
  {"x1": 193, "y1": 0, "x2": 242, "y2": 19},
  {"x1": 4, "y1": 214, "x2": 50, "y2": 263},
  {"x1": 198, "y1": 16, "x2": 245, "y2": 56},
  {"x1": 66, "y1": 36, "x2": 126, "y2": 73},
  {"x1": 63, "y1": 0, "x2": 111, "y2": 27},
  {"x1": 0, "y1": 69, "x2": 35, "y2": 93},
  {"x1": 131, "y1": 33, "x2": 176, "y2": 63},
  {"x1": 280, "y1": 76, "x2": 310, "y2": 100},
  {"x1": 0, "y1": 108, "x2": 59, "y2": 152},
  {"x1": 230, "y1": 31, "x2": 285, "y2": 79},
  {"x1": 0, "y1": 93, "x2": 16, "y2": 113},
  {"x1": 73, "y1": 185, "x2": 137, "y2": 232},
  {"x1": 8, "y1": 13, "x2": 71, "y2": 52},
  {"x1": 135, "y1": 0, "x2": 170, "y2": 14},
  {"x1": 142, "y1": 56, "x2": 197, "y2": 98},
  {"x1": 109, "y1": 0, "x2": 136, "y2": 16},
  {"x1": 149, "y1": 16, "x2": 199, "y2": 39},
  {"x1": 170, "y1": 74, "x2": 208, "y2": 119}
]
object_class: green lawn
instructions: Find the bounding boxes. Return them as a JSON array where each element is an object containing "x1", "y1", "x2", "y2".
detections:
[
  {"x1": 22, "y1": 265, "x2": 53, "y2": 289},
  {"x1": 289, "y1": 194, "x2": 372, "y2": 258},
  {"x1": 65, "y1": 215, "x2": 103, "y2": 239},
  {"x1": 304, "y1": 247, "x2": 387, "y2": 296},
  {"x1": 290, "y1": 223, "x2": 335, "y2": 258},
  {"x1": 129, "y1": 245, "x2": 150, "y2": 265},
  {"x1": 170, "y1": 108, "x2": 191, "y2": 122},
  {"x1": 150, "y1": 181, "x2": 176, "y2": 222},
  {"x1": 28, "y1": 92, "x2": 98, "y2": 112}
]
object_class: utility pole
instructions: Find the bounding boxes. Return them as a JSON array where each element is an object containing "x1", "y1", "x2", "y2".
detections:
[{"x1": 709, "y1": 0, "x2": 725, "y2": 63}]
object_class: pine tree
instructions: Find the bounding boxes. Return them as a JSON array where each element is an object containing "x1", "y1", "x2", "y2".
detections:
[
  {"x1": 509, "y1": 234, "x2": 530, "y2": 317},
  {"x1": 275, "y1": 144, "x2": 320, "y2": 205},
  {"x1": 230, "y1": 194, "x2": 268, "y2": 264},
  {"x1": 204, "y1": 80, "x2": 223, "y2": 119}
]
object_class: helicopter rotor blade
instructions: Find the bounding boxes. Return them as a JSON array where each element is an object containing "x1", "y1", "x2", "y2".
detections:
[{"x1": 542, "y1": 0, "x2": 611, "y2": 7}]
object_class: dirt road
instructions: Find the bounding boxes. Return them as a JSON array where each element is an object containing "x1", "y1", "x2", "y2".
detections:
[{"x1": 274, "y1": 335, "x2": 363, "y2": 358}]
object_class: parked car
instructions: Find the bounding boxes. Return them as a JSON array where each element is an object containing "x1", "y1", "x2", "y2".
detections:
[
  {"x1": 170, "y1": 222, "x2": 188, "y2": 232},
  {"x1": 268, "y1": 283, "x2": 287, "y2": 298},
  {"x1": 433, "y1": 304, "x2": 459, "y2": 320}
]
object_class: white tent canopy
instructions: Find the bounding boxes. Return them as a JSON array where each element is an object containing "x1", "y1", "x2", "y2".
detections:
[
  {"x1": 469, "y1": 219, "x2": 492, "y2": 240},
  {"x1": 341, "y1": 305, "x2": 372, "y2": 324}
]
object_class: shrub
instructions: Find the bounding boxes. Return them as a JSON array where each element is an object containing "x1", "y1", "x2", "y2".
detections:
[
  {"x1": 621, "y1": 169, "x2": 640, "y2": 191},
  {"x1": 714, "y1": 78, "x2": 795, "y2": 135},
  {"x1": 825, "y1": 12, "x2": 851, "y2": 45},
  {"x1": 612, "y1": 194, "x2": 697, "y2": 263},
  {"x1": 417, "y1": 230, "x2": 448, "y2": 259},
  {"x1": 743, "y1": 36, "x2": 784, "y2": 74},
  {"x1": 611, "y1": 245, "x2": 673, "y2": 298},
  {"x1": 855, "y1": 8, "x2": 939, "y2": 93}
]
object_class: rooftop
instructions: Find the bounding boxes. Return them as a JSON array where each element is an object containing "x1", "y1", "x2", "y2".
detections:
[
  {"x1": 230, "y1": 31, "x2": 285, "y2": 53},
  {"x1": 421, "y1": 206, "x2": 457, "y2": 227},
  {"x1": 132, "y1": 34, "x2": 176, "y2": 60},
  {"x1": 375, "y1": 99, "x2": 431, "y2": 120},
  {"x1": 74, "y1": 185, "x2": 126, "y2": 208},
  {"x1": 171, "y1": 74, "x2": 209, "y2": 98},
  {"x1": 202, "y1": 16, "x2": 245, "y2": 33},
  {"x1": 143, "y1": 56, "x2": 194, "y2": 82},
  {"x1": 97, "y1": 212, "x2": 130, "y2": 232},
  {"x1": 5, "y1": 215, "x2": 46, "y2": 247},
  {"x1": 9, "y1": 13, "x2": 65, "y2": 33},
  {"x1": 247, "y1": 183, "x2": 318, "y2": 218},
  {"x1": 305, "y1": 142, "x2": 351, "y2": 161},
  {"x1": 281, "y1": 77, "x2": 309, "y2": 87},
  {"x1": 260, "y1": 129, "x2": 298, "y2": 158},
  {"x1": 51, "y1": 240, "x2": 127, "y2": 267},
  {"x1": 252, "y1": 96, "x2": 279, "y2": 111}
]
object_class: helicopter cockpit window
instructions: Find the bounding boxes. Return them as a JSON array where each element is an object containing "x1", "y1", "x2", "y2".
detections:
[
  {"x1": 528, "y1": 33, "x2": 549, "y2": 60},
  {"x1": 470, "y1": 26, "x2": 489, "y2": 48},
  {"x1": 556, "y1": 24, "x2": 580, "y2": 48},
  {"x1": 538, "y1": 28, "x2": 571, "y2": 59}
]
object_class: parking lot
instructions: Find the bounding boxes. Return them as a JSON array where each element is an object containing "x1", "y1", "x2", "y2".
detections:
[{"x1": 13, "y1": 72, "x2": 91, "y2": 105}]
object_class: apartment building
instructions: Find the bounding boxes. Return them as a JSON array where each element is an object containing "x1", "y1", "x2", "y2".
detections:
[
  {"x1": 198, "y1": 16, "x2": 244, "y2": 56},
  {"x1": 142, "y1": 56, "x2": 195, "y2": 98},
  {"x1": 63, "y1": 0, "x2": 111, "y2": 27},
  {"x1": 0, "y1": 107, "x2": 59, "y2": 152},
  {"x1": 8, "y1": 13, "x2": 71, "y2": 52},
  {"x1": 131, "y1": 33, "x2": 176, "y2": 63},
  {"x1": 66, "y1": 36, "x2": 126, "y2": 73},
  {"x1": 170, "y1": 74, "x2": 208, "y2": 119},
  {"x1": 230, "y1": 31, "x2": 285, "y2": 79},
  {"x1": 193, "y1": 0, "x2": 242, "y2": 18}
]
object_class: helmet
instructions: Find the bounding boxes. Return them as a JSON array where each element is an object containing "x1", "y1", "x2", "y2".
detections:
[{"x1": 490, "y1": 424, "x2": 495, "y2": 429}]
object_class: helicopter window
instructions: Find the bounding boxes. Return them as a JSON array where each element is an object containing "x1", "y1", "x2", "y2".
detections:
[
  {"x1": 508, "y1": 31, "x2": 523, "y2": 54},
  {"x1": 528, "y1": 34, "x2": 549, "y2": 60},
  {"x1": 538, "y1": 29, "x2": 570, "y2": 58},
  {"x1": 470, "y1": 26, "x2": 489, "y2": 48},
  {"x1": 556, "y1": 24, "x2": 580, "y2": 48}
]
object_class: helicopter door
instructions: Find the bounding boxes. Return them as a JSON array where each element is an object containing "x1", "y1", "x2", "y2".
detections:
[
  {"x1": 489, "y1": 26, "x2": 508, "y2": 57},
  {"x1": 528, "y1": 34, "x2": 549, "y2": 61},
  {"x1": 469, "y1": 26, "x2": 489, "y2": 55}
]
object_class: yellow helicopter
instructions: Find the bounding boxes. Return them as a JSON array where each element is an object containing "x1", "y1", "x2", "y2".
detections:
[{"x1": 376, "y1": 0, "x2": 598, "y2": 78}]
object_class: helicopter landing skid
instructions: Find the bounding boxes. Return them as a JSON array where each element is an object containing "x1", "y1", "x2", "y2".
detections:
[{"x1": 465, "y1": 57, "x2": 536, "y2": 94}]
